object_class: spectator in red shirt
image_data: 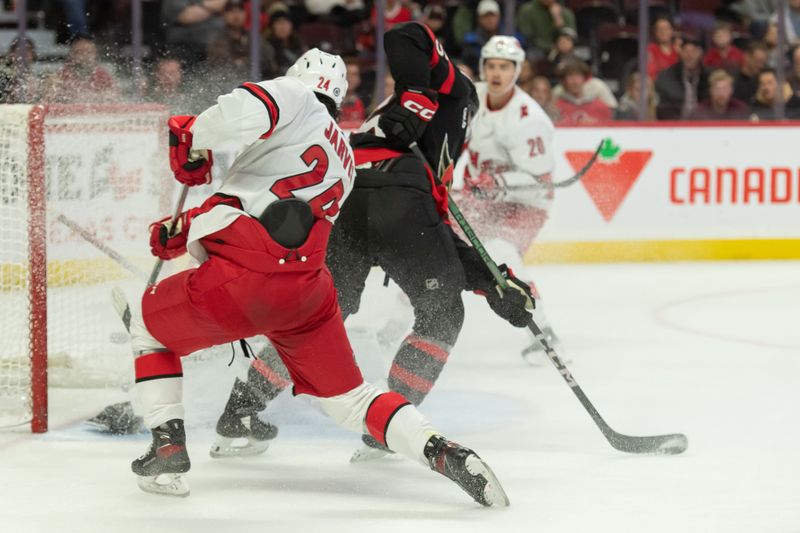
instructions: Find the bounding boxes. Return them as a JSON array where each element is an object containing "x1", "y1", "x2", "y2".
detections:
[
  {"x1": 704, "y1": 22, "x2": 744, "y2": 73},
  {"x1": 370, "y1": 0, "x2": 412, "y2": 31},
  {"x1": 359, "y1": 0, "x2": 412, "y2": 52},
  {"x1": 647, "y1": 16, "x2": 680, "y2": 80},
  {"x1": 689, "y1": 69, "x2": 749, "y2": 120},
  {"x1": 44, "y1": 38, "x2": 119, "y2": 103},
  {"x1": 554, "y1": 59, "x2": 614, "y2": 125},
  {"x1": 339, "y1": 57, "x2": 365, "y2": 126}
]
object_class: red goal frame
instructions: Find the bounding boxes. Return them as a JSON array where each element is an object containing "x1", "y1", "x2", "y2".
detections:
[
  {"x1": 28, "y1": 105, "x2": 47, "y2": 433},
  {"x1": 18, "y1": 103, "x2": 170, "y2": 433}
]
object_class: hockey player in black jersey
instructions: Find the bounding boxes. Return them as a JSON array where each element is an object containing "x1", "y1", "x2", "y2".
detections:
[{"x1": 213, "y1": 22, "x2": 534, "y2": 461}]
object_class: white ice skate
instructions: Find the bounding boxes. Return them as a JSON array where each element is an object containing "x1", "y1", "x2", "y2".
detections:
[
  {"x1": 136, "y1": 473, "x2": 190, "y2": 497},
  {"x1": 210, "y1": 432, "x2": 273, "y2": 459}
]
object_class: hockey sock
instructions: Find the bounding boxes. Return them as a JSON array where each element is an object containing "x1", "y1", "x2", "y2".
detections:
[
  {"x1": 134, "y1": 351, "x2": 184, "y2": 428},
  {"x1": 388, "y1": 334, "x2": 452, "y2": 405},
  {"x1": 365, "y1": 392, "x2": 436, "y2": 466},
  {"x1": 248, "y1": 344, "x2": 292, "y2": 401}
]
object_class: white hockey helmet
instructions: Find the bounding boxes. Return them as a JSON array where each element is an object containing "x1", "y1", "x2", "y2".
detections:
[
  {"x1": 479, "y1": 35, "x2": 526, "y2": 87},
  {"x1": 286, "y1": 48, "x2": 348, "y2": 108}
]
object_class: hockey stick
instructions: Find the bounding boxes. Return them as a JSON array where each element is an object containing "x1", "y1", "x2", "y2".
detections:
[
  {"x1": 410, "y1": 143, "x2": 688, "y2": 455},
  {"x1": 148, "y1": 184, "x2": 190, "y2": 287},
  {"x1": 491, "y1": 139, "x2": 604, "y2": 190},
  {"x1": 54, "y1": 212, "x2": 149, "y2": 280},
  {"x1": 547, "y1": 138, "x2": 603, "y2": 189}
]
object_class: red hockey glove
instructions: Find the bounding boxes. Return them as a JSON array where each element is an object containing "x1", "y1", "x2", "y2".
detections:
[
  {"x1": 149, "y1": 212, "x2": 191, "y2": 260},
  {"x1": 168, "y1": 115, "x2": 213, "y2": 186},
  {"x1": 378, "y1": 88, "x2": 439, "y2": 148},
  {"x1": 482, "y1": 264, "x2": 535, "y2": 328}
]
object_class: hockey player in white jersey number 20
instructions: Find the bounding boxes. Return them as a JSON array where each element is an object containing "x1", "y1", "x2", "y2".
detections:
[
  {"x1": 127, "y1": 49, "x2": 509, "y2": 506},
  {"x1": 457, "y1": 35, "x2": 561, "y2": 362}
]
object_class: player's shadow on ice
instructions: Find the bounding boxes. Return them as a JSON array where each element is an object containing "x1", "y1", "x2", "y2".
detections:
[{"x1": 203, "y1": 462, "x2": 481, "y2": 511}]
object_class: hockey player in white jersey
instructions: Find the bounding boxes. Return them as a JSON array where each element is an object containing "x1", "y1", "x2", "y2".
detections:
[
  {"x1": 457, "y1": 35, "x2": 560, "y2": 362},
  {"x1": 127, "y1": 49, "x2": 509, "y2": 507}
]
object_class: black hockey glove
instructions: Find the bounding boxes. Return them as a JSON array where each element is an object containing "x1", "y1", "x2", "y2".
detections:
[
  {"x1": 483, "y1": 264, "x2": 535, "y2": 328},
  {"x1": 378, "y1": 88, "x2": 439, "y2": 149}
]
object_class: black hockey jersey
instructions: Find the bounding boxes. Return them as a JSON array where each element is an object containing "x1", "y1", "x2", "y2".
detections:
[{"x1": 351, "y1": 22, "x2": 478, "y2": 172}]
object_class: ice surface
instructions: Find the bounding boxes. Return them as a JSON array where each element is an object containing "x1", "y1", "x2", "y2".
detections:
[{"x1": 1, "y1": 261, "x2": 799, "y2": 533}]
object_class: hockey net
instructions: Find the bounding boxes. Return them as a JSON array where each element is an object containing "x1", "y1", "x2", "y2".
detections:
[{"x1": 0, "y1": 104, "x2": 172, "y2": 432}]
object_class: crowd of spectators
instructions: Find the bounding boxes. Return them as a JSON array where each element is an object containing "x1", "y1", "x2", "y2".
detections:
[{"x1": 3, "y1": 0, "x2": 800, "y2": 123}]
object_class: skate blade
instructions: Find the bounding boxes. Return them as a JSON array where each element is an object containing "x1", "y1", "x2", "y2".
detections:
[
  {"x1": 209, "y1": 437, "x2": 271, "y2": 458},
  {"x1": 136, "y1": 473, "x2": 190, "y2": 497},
  {"x1": 349, "y1": 445, "x2": 390, "y2": 463},
  {"x1": 465, "y1": 455, "x2": 510, "y2": 507}
]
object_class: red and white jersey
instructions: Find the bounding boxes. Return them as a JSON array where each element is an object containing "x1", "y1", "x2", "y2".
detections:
[
  {"x1": 185, "y1": 76, "x2": 356, "y2": 261},
  {"x1": 462, "y1": 82, "x2": 555, "y2": 210}
]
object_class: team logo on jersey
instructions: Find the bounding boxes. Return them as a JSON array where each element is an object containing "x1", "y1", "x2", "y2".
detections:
[{"x1": 564, "y1": 139, "x2": 652, "y2": 222}]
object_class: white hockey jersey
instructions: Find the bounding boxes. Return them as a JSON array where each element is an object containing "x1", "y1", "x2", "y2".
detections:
[
  {"x1": 462, "y1": 82, "x2": 555, "y2": 209},
  {"x1": 184, "y1": 77, "x2": 356, "y2": 261}
]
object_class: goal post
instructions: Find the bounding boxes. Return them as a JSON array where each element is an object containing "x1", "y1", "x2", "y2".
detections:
[
  {"x1": 0, "y1": 103, "x2": 172, "y2": 432},
  {"x1": 29, "y1": 105, "x2": 47, "y2": 433}
]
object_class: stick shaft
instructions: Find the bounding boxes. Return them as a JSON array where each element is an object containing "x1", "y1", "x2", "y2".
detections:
[
  {"x1": 56, "y1": 213, "x2": 148, "y2": 280},
  {"x1": 147, "y1": 184, "x2": 189, "y2": 287}
]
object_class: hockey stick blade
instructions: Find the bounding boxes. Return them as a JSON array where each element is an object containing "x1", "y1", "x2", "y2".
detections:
[
  {"x1": 532, "y1": 321, "x2": 689, "y2": 455},
  {"x1": 605, "y1": 430, "x2": 688, "y2": 455}
]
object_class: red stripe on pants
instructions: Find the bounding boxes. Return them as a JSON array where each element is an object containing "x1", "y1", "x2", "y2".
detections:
[
  {"x1": 365, "y1": 392, "x2": 410, "y2": 446},
  {"x1": 135, "y1": 351, "x2": 182, "y2": 382}
]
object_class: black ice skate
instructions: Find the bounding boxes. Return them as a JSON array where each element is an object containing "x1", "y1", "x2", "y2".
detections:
[
  {"x1": 132, "y1": 418, "x2": 191, "y2": 497},
  {"x1": 349, "y1": 433, "x2": 395, "y2": 463},
  {"x1": 424, "y1": 435, "x2": 509, "y2": 507},
  {"x1": 210, "y1": 378, "x2": 278, "y2": 458}
]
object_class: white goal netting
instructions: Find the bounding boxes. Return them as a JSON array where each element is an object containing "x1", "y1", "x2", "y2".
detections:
[{"x1": 0, "y1": 104, "x2": 171, "y2": 429}]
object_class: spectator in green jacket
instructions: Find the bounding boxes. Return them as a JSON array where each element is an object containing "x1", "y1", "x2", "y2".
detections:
[{"x1": 516, "y1": 0, "x2": 577, "y2": 54}]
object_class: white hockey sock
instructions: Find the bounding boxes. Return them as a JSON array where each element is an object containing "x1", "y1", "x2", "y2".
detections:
[
  {"x1": 135, "y1": 377, "x2": 184, "y2": 429},
  {"x1": 385, "y1": 405, "x2": 438, "y2": 467}
]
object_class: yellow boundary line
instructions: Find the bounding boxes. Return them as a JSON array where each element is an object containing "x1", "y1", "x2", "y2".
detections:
[
  {"x1": 524, "y1": 239, "x2": 800, "y2": 263},
  {"x1": 0, "y1": 258, "x2": 148, "y2": 290},
  {"x1": 2, "y1": 240, "x2": 799, "y2": 290}
]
